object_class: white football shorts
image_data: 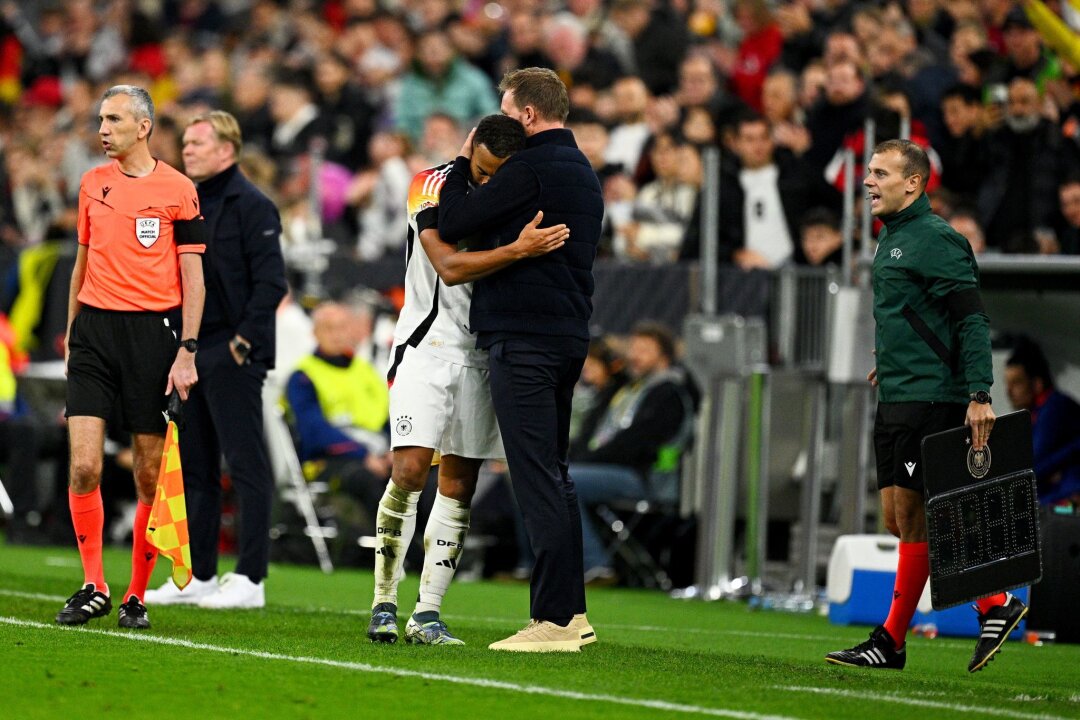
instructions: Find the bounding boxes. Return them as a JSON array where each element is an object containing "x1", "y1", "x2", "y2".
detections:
[{"x1": 388, "y1": 348, "x2": 504, "y2": 459}]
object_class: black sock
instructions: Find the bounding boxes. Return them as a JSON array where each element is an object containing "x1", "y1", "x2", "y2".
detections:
[{"x1": 547, "y1": 616, "x2": 572, "y2": 627}]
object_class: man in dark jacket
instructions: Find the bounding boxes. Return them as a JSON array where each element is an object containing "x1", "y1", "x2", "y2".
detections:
[
  {"x1": 437, "y1": 67, "x2": 604, "y2": 652},
  {"x1": 826, "y1": 139, "x2": 1026, "y2": 674},
  {"x1": 1005, "y1": 337, "x2": 1080, "y2": 504},
  {"x1": 570, "y1": 322, "x2": 690, "y2": 581},
  {"x1": 146, "y1": 111, "x2": 287, "y2": 610},
  {"x1": 977, "y1": 77, "x2": 1062, "y2": 251}
]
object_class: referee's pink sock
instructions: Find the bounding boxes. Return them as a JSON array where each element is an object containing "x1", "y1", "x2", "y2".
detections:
[
  {"x1": 975, "y1": 594, "x2": 1007, "y2": 613},
  {"x1": 883, "y1": 541, "x2": 929, "y2": 648},
  {"x1": 69, "y1": 488, "x2": 108, "y2": 596},
  {"x1": 123, "y1": 500, "x2": 158, "y2": 603}
]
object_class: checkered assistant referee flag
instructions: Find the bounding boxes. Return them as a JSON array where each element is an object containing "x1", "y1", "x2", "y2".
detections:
[{"x1": 146, "y1": 393, "x2": 192, "y2": 589}]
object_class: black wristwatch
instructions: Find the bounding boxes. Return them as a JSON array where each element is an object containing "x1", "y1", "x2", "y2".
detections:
[
  {"x1": 970, "y1": 390, "x2": 992, "y2": 405},
  {"x1": 179, "y1": 338, "x2": 199, "y2": 353},
  {"x1": 232, "y1": 337, "x2": 252, "y2": 363}
]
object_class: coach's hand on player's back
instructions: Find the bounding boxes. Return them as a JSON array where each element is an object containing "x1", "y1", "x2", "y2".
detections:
[
  {"x1": 165, "y1": 350, "x2": 198, "y2": 401},
  {"x1": 511, "y1": 211, "x2": 569, "y2": 259},
  {"x1": 965, "y1": 400, "x2": 995, "y2": 450}
]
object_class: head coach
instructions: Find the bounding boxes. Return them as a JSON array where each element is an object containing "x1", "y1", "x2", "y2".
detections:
[
  {"x1": 145, "y1": 110, "x2": 287, "y2": 610},
  {"x1": 435, "y1": 67, "x2": 604, "y2": 652}
]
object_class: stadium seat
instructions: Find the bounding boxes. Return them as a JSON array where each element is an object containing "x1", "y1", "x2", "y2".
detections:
[
  {"x1": 264, "y1": 403, "x2": 337, "y2": 573},
  {"x1": 594, "y1": 383, "x2": 697, "y2": 590}
]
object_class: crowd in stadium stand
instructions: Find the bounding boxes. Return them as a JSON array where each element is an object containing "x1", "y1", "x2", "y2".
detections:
[{"x1": 4, "y1": 0, "x2": 1080, "y2": 275}]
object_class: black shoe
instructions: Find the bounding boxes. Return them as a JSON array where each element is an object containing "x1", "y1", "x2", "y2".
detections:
[
  {"x1": 118, "y1": 596, "x2": 151, "y2": 629},
  {"x1": 826, "y1": 625, "x2": 906, "y2": 669},
  {"x1": 56, "y1": 584, "x2": 112, "y2": 625},
  {"x1": 368, "y1": 602, "x2": 399, "y2": 643},
  {"x1": 969, "y1": 594, "x2": 1028, "y2": 673}
]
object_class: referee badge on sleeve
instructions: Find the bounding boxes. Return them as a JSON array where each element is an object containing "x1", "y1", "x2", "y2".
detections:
[{"x1": 136, "y1": 217, "x2": 160, "y2": 247}]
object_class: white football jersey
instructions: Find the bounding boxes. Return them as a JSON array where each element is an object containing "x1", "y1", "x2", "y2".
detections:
[{"x1": 389, "y1": 162, "x2": 487, "y2": 380}]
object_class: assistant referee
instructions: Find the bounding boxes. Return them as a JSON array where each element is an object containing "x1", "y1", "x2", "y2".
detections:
[{"x1": 56, "y1": 85, "x2": 206, "y2": 631}]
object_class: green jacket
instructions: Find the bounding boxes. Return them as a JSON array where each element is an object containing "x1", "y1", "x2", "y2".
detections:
[{"x1": 872, "y1": 193, "x2": 993, "y2": 404}]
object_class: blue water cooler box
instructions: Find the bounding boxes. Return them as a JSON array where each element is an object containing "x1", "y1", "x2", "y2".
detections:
[{"x1": 826, "y1": 534, "x2": 1027, "y2": 639}]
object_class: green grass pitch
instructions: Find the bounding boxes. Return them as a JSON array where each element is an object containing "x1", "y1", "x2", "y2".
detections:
[{"x1": 2, "y1": 540, "x2": 1079, "y2": 720}]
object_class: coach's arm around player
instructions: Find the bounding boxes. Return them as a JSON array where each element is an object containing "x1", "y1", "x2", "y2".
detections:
[{"x1": 419, "y1": 210, "x2": 568, "y2": 286}]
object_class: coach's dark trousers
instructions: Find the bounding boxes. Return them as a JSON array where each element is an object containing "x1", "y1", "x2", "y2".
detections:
[
  {"x1": 180, "y1": 341, "x2": 273, "y2": 583},
  {"x1": 488, "y1": 338, "x2": 587, "y2": 621}
]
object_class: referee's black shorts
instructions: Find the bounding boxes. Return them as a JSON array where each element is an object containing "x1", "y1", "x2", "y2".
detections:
[
  {"x1": 66, "y1": 306, "x2": 181, "y2": 434},
  {"x1": 874, "y1": 401, "x2": 968, "y2": 493}
]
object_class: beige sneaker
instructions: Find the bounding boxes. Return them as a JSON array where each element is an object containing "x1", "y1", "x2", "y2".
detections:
[
  {"x1": 488, "y1": 620, "x2": 584, "y2": 652},
  {"x1": 572, "y1": 613, "x2": 597, "y2": 646}
]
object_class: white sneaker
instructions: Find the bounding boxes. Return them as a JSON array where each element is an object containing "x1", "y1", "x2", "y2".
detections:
[
  {"x1": 144, "y1": 575, "x2": 218, "y2": 606},
  {"x1": 197, "y1": 572, "x2": 265, "y2": 609}
]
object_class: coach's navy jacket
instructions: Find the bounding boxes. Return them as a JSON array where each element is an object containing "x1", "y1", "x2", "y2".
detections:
[
  {"x1": 437, "y1": 128, "x2": 604, "y2": 347},
  {"x1": 196, "y1": 163, "x2": 287, "y2": 367}
]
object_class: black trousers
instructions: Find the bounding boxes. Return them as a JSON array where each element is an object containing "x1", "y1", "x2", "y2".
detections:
[
  {"x1": 179, "y1": 341, "x2": 273, "y2": 582},
  {"x1": 488, "y1": 339, "x2": 586, "y2": 621}
]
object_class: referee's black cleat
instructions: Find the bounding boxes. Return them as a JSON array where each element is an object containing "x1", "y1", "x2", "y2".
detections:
[
  {"x1": 56, "y1": 583, "x2": 112, "y2": 626},
  {"x1": 826, "y1": 625, "x2": 906, "y2": 670},
  {"x1": 968, "y1": 594, "x2": 1028, "y2": 673},
  {"x1": 368, "y1": 603, "x2": 399, "y2": 643},
  {"x1": 118, "y1": 596, "x2": 151, "y2": 629}
]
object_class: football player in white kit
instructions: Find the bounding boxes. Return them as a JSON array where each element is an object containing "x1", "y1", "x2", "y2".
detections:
[{"x1": 368, "y1": 115, "x2": 569, "y2": 644}]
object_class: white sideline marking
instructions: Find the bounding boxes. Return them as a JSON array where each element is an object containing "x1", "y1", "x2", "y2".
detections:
[
  {"x1": 0, "y1": 589, "x2": 962, "y2": 645},
  {"x1": 0, "y1": 616, "x2": 797, "y2": 720},
  {"x1": 774, "y1": 686, "x2": 1071, "y2": 720}
]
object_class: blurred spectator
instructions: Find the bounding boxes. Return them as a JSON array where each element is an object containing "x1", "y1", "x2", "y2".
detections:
[
  {"x1": 1005, "y1": 337, "x2": 1080, "y2": 504},
  {"x1": 676, "y1": 53, "x2": 745, "y2": 131},
  {"x1": 570, "y1": 338, "x2": 629, "y2": 453},
  {"x1": 230, "y1": 63, "x2": 275, "y2": 156},
  {"x1": 314, "y1": 51, "x2": 377, "y2": 170},
  {"x1": 798, "y1": 60, "x2": 828, "y2": 113},
  {"x1": 764, "y1": 69, "x2": 813, "y2": 156},
  {"x1": 905, "y1": 0, "x2": 953, "y2": 61},
  {"x1": 977, "y1": 77, "x2": 1063, "y2": 252},
  {"x1": 604, "y1": 76, "x2": 652, "y2": 175},
  {"x1": 503, "y1": 11, "x2": 553, "y2": 76},
  {"x1": 996, "y1": 6, "x2": 1061, "y2": 88},
  {"x1": 683, "y1": 113, "x2": 841, "y2": 268},
  {"x1": 393, "y1": 28, "x2": 498, "y2": 143},
  {"x1": 616, "y1": 131, "x2": 699, "y2": 263},
  {"x1": 949, "y1": 206, "x2": 988, "y2": 255},
  {"x1": 545, "y1": 12, "x2": 622, "y2": 91},
  {"x1": 798, "y1": 207, "x2": 844, "y2": 267},
  {"x1": 416, "y1": 112, "x2": 462, "y2": 169},
  {"x1": 284, "y1": 302, "x2": 392, "y2": 516},
  {"x1": 938, "y1": 83, "x2": 987, "y2": 198},
  {"x1": 268, "y1": 69, "x2": 329, "y2": 165},
  {"x1": 805, "y1": 60, "x2": 870, "y2": 172},
  {"x1": 728, "y1": 0, "x2": 783, "y2": 112},
  {"x1": 149, "y1": 115, "x2": 184, "y2": 170},
  {"x1": 608, "y1": 0, "x2": 690, "y2": 95},
  {"x1": 570, "y1": 322, "x2": 693, "y2": 581},
  {"x1": 354, "y1": 131, "x2": 412, "y2": 261},
  {"x1": 1055, "y1": 175, "x2": 1080, "y2": 255},
  {"x1": 2, "y1": 142, "x2": 64, "y2": 247},
  {"x1": 950, "y1": 20, "x2": 991, "y2": 88}
]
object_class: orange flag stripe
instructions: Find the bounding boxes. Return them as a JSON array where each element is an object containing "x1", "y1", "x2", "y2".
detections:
[{"x1": 146, "y1": 421, "x2": 192, "y2": 589}]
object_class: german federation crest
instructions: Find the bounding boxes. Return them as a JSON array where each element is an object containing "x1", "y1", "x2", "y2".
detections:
[{"x1": 967, "y1": 443, "x2": 991, "y2": 479}]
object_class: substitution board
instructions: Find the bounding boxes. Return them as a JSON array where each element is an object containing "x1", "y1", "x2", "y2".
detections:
[{"x1": 921, "y1": 410, "x2": 1042, "y2": 610}]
